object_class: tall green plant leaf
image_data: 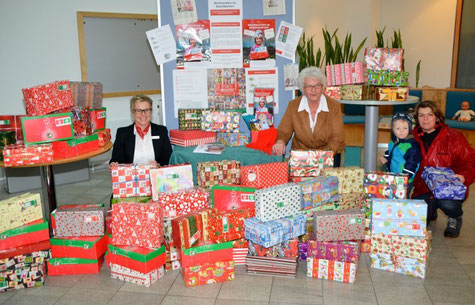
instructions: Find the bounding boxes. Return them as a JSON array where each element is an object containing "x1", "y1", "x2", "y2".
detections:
[{"x1": 416, "y1": 60, "x2": 421, "y2": 88}]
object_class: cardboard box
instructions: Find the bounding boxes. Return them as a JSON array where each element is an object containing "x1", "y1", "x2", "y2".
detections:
[
  {"x1": 169, "y1": 129, "x2": 217, "y2": 147},
  {"x1": 180, "y1": 241, "x2": 233, "y2": 268},
  {"x1": 22, "y1": 80, "x2": 73, "y2": 116},
  {"x1": 0, "y1": 193, "x2": 43, "y2": 233},
  {"x1": 21, "y1": 113, "x2": 74, "y2": 145},
  {"x1": 298, "y1": 177, "x2": 339, "y2": 210},
  {"x1": 201, "y1": 110, "x2": 240, "y2": 133},
  {"x1": 107, "y1": 244, "x2": 166, "y2": 274},
  {"x1": 364, "y1": 47, "x2": 404, "y2": 71},
  {"x1": 322, "y1": 166, "x2": 364, "y2": 194},
  {"x1": 178, "y1": 108, "x2": 205, "y2": 130},
  {"x1": 254, "y1": 183, "x2": 301, "y2": 222},
  {"x1": 307, "y1": 257, "x2": 358, "y2": 283},
  {"x1": 110, "y1": 263, "x2": 164, "y2": 287},
  {"x1": 313, "y1": 209, "x2": 365, "y2": 241},
  {"x1": 370, "y1": 252, "x2": 426, "y2": 279},
  {"x1": 149, "y1": 164, "x2": 194, "y2": 201},
  {"x1": 422, "y1": 167, "x2": 467, "y2": 200},
  {"x1": 47, "y1": 257, "x2": 104, "y2": 275},
  {"x1": 51, "y1": 204, "x2": 106, "y2": 237},
  {"x1": 197, "y1": 160, "x2": 241, "y2": 189},
  {"x1": 241, "y1": 162, "x2": 288, "y2": 188},
  {"x1": 158, "y1": 187, "x2": 209, "y2": 218},
  {"x1": 69, "y1": 81, "x2": 103, "y2": 109},
  {"x1": 50, "y1": 235, "x2": 108, "y2": 260}
]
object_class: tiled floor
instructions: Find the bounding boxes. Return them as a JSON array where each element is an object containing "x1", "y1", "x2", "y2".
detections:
[{"x1": 1, "y1": 169, "x2": 475, "y2": 305}]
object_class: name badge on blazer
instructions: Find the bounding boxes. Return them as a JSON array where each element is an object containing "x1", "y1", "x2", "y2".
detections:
[{"x1": 151, "y1": 135, "x2": 160, "y2": 140}]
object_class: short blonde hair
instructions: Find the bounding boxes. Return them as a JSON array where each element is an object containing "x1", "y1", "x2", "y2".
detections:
[{"x1": 130, "y1": 94, "x2": 153, "y2": 113}]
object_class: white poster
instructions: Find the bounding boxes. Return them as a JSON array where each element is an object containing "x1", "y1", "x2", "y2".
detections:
[
  {"x1": 172, "y1": 69, "x2": 208, "y2": 117},
  {"x1": 284, "y1": 63, "x2": 299, "y2": 91},
  {"x1": 170, "y1": 0, "x2": 198, "y2": 25},
  {"x1": 210, "y1": 21, "x2": 243, "y2": 68},
  {"x1": 245, "y1": 68, "x2": 279, "y2": 114},
  {"x1": 275, "y1": 21, "x2": 303, "y2": 61},
  {"x1": 146, "y1": 25, "x2": 177, "y2": 65},
  {"x1": 262, "y1": 0, "x2": 286, "y2": 16},
  {"x1": 208, "y1": 0, "x2": 242, "y2": 20}
]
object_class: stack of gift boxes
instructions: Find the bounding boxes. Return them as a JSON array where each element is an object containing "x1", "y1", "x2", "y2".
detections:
[
  {"x1": 0, "y1": 193, "x2": 50, "y2": 291},
  {"x1": 2, "y1": 80, "x2": 109, "y2": 165}
]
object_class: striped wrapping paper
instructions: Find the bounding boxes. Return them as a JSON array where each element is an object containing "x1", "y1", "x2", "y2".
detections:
[
  {"x1": 69, "y1": 82, "x2": 103, "y2": 109},
  {"x1": 169, "y1": 129, "x2": 217, "y2": 147},
  {"x1": 233, "y1": 248, "x2": 249, "y2": 265}
]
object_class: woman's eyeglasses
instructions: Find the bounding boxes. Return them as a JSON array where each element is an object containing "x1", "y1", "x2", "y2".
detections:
[
  {"x1": 134, "y1": 109, "x2": 152, "y2": 114},
  {"x1": 303, "y1": 84, "x2": 323, "y2": 90}
]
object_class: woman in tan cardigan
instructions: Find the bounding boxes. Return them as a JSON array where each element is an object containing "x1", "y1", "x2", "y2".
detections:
[{"x1": 272, "y1": 66, "x2": 345, "y2": 166}]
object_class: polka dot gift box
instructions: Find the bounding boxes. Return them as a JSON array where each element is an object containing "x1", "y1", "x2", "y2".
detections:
[{"x1": 254, "y1": 183, "x2": 301, "y2": 222}]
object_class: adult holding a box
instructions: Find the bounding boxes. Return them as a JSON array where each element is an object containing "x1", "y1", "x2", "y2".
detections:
[
  {"x1": 271, "y1": 67, "x2": 345, "y2": 166},
  {"x1": 412, "y1": 100, "x2": 475, "y2": 238},
  {"x1": 110, "y1": 94, "x2": 172, "y2": 166}
]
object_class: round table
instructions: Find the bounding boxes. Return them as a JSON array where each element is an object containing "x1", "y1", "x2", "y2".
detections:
[
  {"x1": 337, "y1": 96, "x2": 419, "y2": 171},
  {"x1": 0, "y1": 141, "x2": 113, "y2": 225}
]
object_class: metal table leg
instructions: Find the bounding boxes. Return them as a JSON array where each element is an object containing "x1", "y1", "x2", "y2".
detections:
[
  {"x1": 40, "y1": 165, "x2": 57, "y2": 225},
  {"x1": 364, "y1": 105, "x2": 379, "y2": 172}
]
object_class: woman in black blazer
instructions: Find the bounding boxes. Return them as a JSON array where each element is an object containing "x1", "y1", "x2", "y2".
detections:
[{"x1": 109, "y1": 94, "x2": 172, "y2": 166}]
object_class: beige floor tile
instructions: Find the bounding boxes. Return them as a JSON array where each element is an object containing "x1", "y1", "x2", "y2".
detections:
[
  {"x1": 425, "y1": 284, "x2": 475, "y2": 304},
  {"x1": 448, "y1": 245, "x2": 475, "y2": 264},
  {"x1": 424, "y1": 263, "x2": 474, "y2": 287},
  {"x1": 72, "y1": 270, "x2": 123, "y2": 291},
  {"x1": 216, "y1": 300, "x2": 268, "y2": 305},
  {"x1": 218, "y1": 275, "x2": 272, "y2": 302},
  {"x1": 0, "y1": 290, "x2": 17, "y2": 304},
  {"x1": 55, "y1": 288, "x2": 116, "y2": 305},
  {"x1": 4, "y1": 294, "x2": 61, "y2": 305},
  {"x1": 45, "y1": 274, "x2": 83, "y2": 288},
  {"x1": 118, "y1": 270, "x2": 179, "y2": 295},
  {"x1": 374, "y1": 284, "x2": 432, "y2": 305},
  {"x1": 322, "y1": 273, "x2": 377, "y2": 305},
  {"x1": 270, "y1": 275, "x2": 323, "y2": 304},
  {"x1": 159, "y1": 295, "x2": 215, "y2": 305},
  {"x1": 461, "y1": 265, "x2": 475, "y2": 284},
  {"x1": 106, "y1": 291, "x2": 164, "y2": 305}
]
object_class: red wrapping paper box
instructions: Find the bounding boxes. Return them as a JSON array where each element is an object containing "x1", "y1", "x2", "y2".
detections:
[
  {"x1": 112, "y1": 202, "x2": 164, "y2": 248},
  {"x1": 107, "y1": 244, "x2": 166, "y2": 274},
  {"x1": 2, "y1": 143, "x2": 53, "y2": 166},
  {"x1": 96, "y1": 128, "x2": 111, "y2": 147},
  {"x1": 52, "y1": 134, "x2": 99, "y2": 158},
  {"x1": 0, "y1": 219, "x2": 49, "y2": 251},
  {"x1": 47, "y1": 256, "x2": 104, "y2": 275},
  {"x1": 180, "y1": 241, "x2": 234, "y2": 268},
  {"x1": 50, "y1": 235, "x2": 108, "y2": 260},
  {"x1": 0, "y1": 240, "x2": 50, "y2": 259},
  {"x1": 240, "y1": 162, "x2": 288, "y2": 188},
  {"x1": 158, "y1": 187, "x2": 209, "y2": 218},
  {"x1": 22, "y1": 80, "x2": 74, "y2": 116},
  {"x1": 171, "y1": 208, "x2": 214, "y2": 249},
  {"x1": 111, "y1": 164, "x2": 156, "y2": 198},
  {"x1": 182, "y1": 260, "x2": 234, "y2": 287},
  {"x1": 211, "y1": 184, "x2": 257, "y2": 211},
  {"x1": 90, "y1": 107, "x2": 106, "y2": 131},
  {"x1": 207, "y1": 208, "x2": 255, "y2": 243},
  {"x1": 0, "y1": 115, "x2": 26, "y2": 141},
  {"x1": 21, "y1": 113, "x2": 74, "y2": 145},
  {"x1": 51, "y1": 204, "x2": 106, "y2": 237},
  {"x1": 169, "y1": 129, "x2": 217, "y2": 147}
]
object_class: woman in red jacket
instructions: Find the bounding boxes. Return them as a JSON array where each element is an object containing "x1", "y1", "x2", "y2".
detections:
[{"x1": 412, "y1": 100, "x2": 475, "y2": 237}]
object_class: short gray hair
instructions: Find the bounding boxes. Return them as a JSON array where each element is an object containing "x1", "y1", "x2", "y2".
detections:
[{"x1": 297, "y1": 66, "x2": 327, "y2": 91}]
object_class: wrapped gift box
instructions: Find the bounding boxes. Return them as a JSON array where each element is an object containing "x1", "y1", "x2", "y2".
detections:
[
  {"x1": 246, "y1": 256, "x2": 298, "y2": 277},
  {"x1": 211, "y1": 184, "x2": 257, "y2": 211},
  {"x1": 289, "y1": 176, "x2": 315, "y2": 183},
  {"x1": 324, "y1": 86, "x2": 341, "y2": 99},
  {"x1": 336, "y1": 192, "x2": 366, "y2": 210},
  {"x1": 248, "y1": 238, "x2": 298, "y2": 258},
  {"x1": 241, "y1": 162, "x2": 288, "y2": 188},
  {"x1": 107, "y1": 244, "x2": 165, "y2": 274},
  {"x1": 180, "y1": 241, "x2": 233, "y2": 268},
  {"x1": 182, "y1": 260, "x2": 234, "y2": 287},
  {"x1": 178, "y1": 108, "x2": 205, "y2": 130},
  {"x1": 289, "y1": 150, "x2": 334, "y2": 177},
  {"x1": 165, "y1": 260, "x2": 181, "y2": 271},
  {"x1": 171, "y1": 209, "x2": 214, "y2": 249},
  {"x1": 52, "y1": 134, "x2": 99, "y2": 158},
  {"x1": 169, "y1": 129, "x2": 217, "y2": 147},
  {"x1": 2, "y1": 143, "x2": 53, "y2": 167},
  {"x1": 149, "y1": 164, "x2": 194, "y2": 200},
  {"x1": 48, "y1": 257, "x2": 104, "y2": 275},
  {"x1": 340, "y1": 85, "x2": 369, "y2": 100},
  {"x1": 208, "y1": 208, "x2": 255, "y2": 243},
  {"x1": 111, "y1": 263, "x2": 164, "y2": 287},
  {"x1": 197, "y1": 160, "x2": 241, "y2": 189},
  {"x1": 371, "y1": 231, "x2": 431, "y2": 260},
  {"x1": 51, "y1": 204, "x2": 106, "y2": 237},
  {"x1": 89, "y1": 107, "x2": 106, "y2": 131},
  {"x1": 50, "y1": 235, "x2": 108, "y2": 260},
  {"x1": 307, "y1": 240, "x2": 360, "y2": 264},
  {"x1": 0, "y1": 262, "x2": 46, "y2": 291},
  {"x1": 112, "y1": 202, "x2": 164, "y2": 248},
  {"x1": 96, "y1": 128, "x2": 111, "y2": 147},
  {"x1": 0, "y1": 240, "x2": 50, "y2": 260},
  {"x1": 372, "y1": 198, "x2": 427, "y2": 236},
  {"x1": 64, "y1": 106, "x2": 93, "y2": 137},
  {"x1": 375, "y1": 87, "x2": 409, "y2": 101},
  {"x1": 244, "y1": 214, "x2": 306, "y2": 248},
  {"x1": 0, "y1": 249, "x2": 49, "y2": 271},
  {"x1": 325, "y1": 62, "x2": 368, "y2": 86},
  {"x1": 255, "y1": 183, "x2": 301, "y2": 222},
  {"x1": 422, "y1": 167, "x2": 467, "y2": 200},
  {"x1": 217, "y1": 132, "x2": 250, "y2": 147},
  {"x1": 364, "y1": 47, "x2": 404, "y2": 71},
  {"x1": 69, "y1": 81, "x2": 103, "y2": 109},
  {"x1": 158, "y1": 187, "x2": 209, "y2": 218},
  {"x1": 0, "y1": 193, "x2": 43, "y2": 233},
  {"x1": 364, "y1": 171, "x2": 409, "y2": 199},
  {"x1": 110, "y1": 196, "x2": 151, "y2": 205},
  {"x1": 111, "y1": 164, "x2": 156, "y2": 198},
  {"x1": 22, "y1": 80, "x2": 73, "y2": 116},
  {"x1": 370, "y1": 252, "x2": 426, "y2": 279},
  {"x1": 322, "y1": 166, "x2": 364, "y2": 194},
  {"x1": 21, "y1": 112, "x2": 74, "y2": 145},
  {"x1": 307, "y1": 257, "x2": 358, "y2": 283},
  {"x1": 0, "y1": 219, "x2": 49, "y2": 251},
  {"x1": 0, "y1": 115, "x2": 25, "y2": 141},
  {"x1": 232, "y1": 239, "x2": 249, "y2": 265},
  {"x1": 313, "y1": 209, "x2": 365, "y2": 241},
  {"x1": 201, "y1": 110, "x2": 240, "y2": 133},
  {"x1": 298, "y1": 177, "x2": 339, "y2": 210},
  {"x1": 367, "y1": 70, "x2": 409, "y2": 86}
]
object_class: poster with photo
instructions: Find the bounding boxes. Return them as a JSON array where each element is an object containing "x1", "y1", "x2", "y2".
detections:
[
  {"x1": 207, "y1": 68, "x2": 246, "y2": 110},
  {"x1": 176, "y1": 20, "x2": 211, "y2": 70},
  {"x1": 262, "y1": 0, "x2": 286, "y2": 16},
  {"x1": 284, "y1": 63, "x2": 299, "y2": 91},
  {"x1": 253, "y1": 88, "x2": 274, "y2": 126},
  {"x1": 170, "y1": 0, "x2": 198, "y2": 25},
  {"x1": 245, "y1": 68, "x2": 279, "y2": 114},
  {"x1": 242, "y1": 19, "x2": 276, "y2": 68}
]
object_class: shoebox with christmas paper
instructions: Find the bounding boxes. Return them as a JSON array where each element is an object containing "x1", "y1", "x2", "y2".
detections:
[
  {"x1": 0, "y1": 262, "x2": 46, "y2": 291},
  {"x1": 50, "y1": 235, "x2": 108, "y2": 260},
  {"x1": 289, "y1": 150, "x2": 334, "y2": 177},
  {"x1": 364, "y1": 171, "x2": 409, "y2": 199},
  {"x1": 367, "y1": 70, "x2": 409, "y2": 86},
  {"x1": 201, "y1": 110, "x2": 240, "y2": 133},
  {"x1": 422, "y1": 167, "x2": 467, "y2": 200},
  {"x1": 207, "y1": 208, "x2": 255, "y2": 243},
  {"x1": 0, "y1": 115, "x2": 25, "y2": 141},
  {"x1": 371, "y1": 231, "x2": 431, "y2": 260},
  {"x1": 335, "y1": 192, "x2": 366, "y2": 211},
  {"x1": 22, "y1": 80, "x2": 73, "y2": 116},
  {"x1": 69, "y1": 81, "x2": 103, "y2": 109},
  {"x1": 340, "y1": 85, "x2": 370, "y2": 101},
  {"x1": 307, "y1": 257, "x2": 358, "y2": 283},
  {"x1": 169, "y1": 129, "x2": 217, "y2": 147},
  {"x1": 371, "y1": 198, "x2": 427, "y2": 236},
  {"x1": 0, "y1": 192, "x2": 43, "y2": 233},
  {"x1": 197, "y1": 160, "x2": 241, "y2": 189},
  {"x1": 106, "y1": 244, "x2": 165, "y2": 274},
  {"x1": 182, "y1": 260, "x2": 235, "y2": 287},
  {"x1": 2, "y1": 143, "x2": 53, "y2": 167},
  {"x1": 0, "y1": 240, "x2": 50, "y2": 261},
  {"x1": 375, "y1": 87, "x2": 409, "y2": 101},
  {"x1": 158, "y1": 187, "x2": 209, "y2": 218},
  {"x1": 112, "y1": 202, "x2": 164, "y2": 248},
  {"x1": 52, "y1": 133, "x2": 99, "y2": 158},
  {"x1": 244, "y1": 214, "x2": 306, "y2": 248},
  {"x1": 313, "y1": 209, "x2": 365, "y2": 242},
  {"x1": 111, "y1": 263, "x2": 164, "y2": 287},
  {"x1": 180, "y1": 241, "x2": 233, "y2": 268},
  {"x1": 321, "y1": 166, "x2": 364, "y2": 194},
  {"x1": 217, "y1": 132, "x2": 249, "y2": 147},
  {"x1": 89, "y1": 107, "x2": 106, "y2": 131},
  {"x1": 298, "y1": 177, "x2": 339, "y2": 210},
  {"x1": 255, "y1": 183, "x2": 301, "y2": 222},
  {"x1": 211, "y1": 184, "x2": 257, "y2": 211},
  {"x1": 96, "y1": 128, "x2": 111, "y2": 147},
  {"x1": 111, "y1": 164, "x2": 156, "y2": 198},
  {"x1": 178, "y1": 108, "x2": 205, "y2": 130},
  {"x1": 171, "y1": 208, "x2": 214, "y2": 249},
  {"x1": 0, "y1": 219, "x2": 49, "y2": 251},
  {"x1": 325, "y1": 62, "x2": 367, "y2": 86},
  {"x1": 248, "y1": 238, "x2": 298, "y2": 258},
  {"x1": 47, "y1": 256, "x2": 104, "y2": 275},
  {"x1": 232, "y1": 238, "x2": 248, "y2": 265},
  {"x1": 364, "y1": 47, "x2": 404, "y2": 71},
  {"x1": 240, "y1": 162, "x2": 288, "y2": 188},
  {"x1": 307, "y1": 240, "x2": 360, "y2": 263},
  {"x1": 324, "y1": 86, "x2": 341, "y2": 99},
  {"x1": 51, "y1": 204, "x2": 106, "y2": 237},
  {"x1": 370, "y1": 252, "x2": 426, "y2": 279},
  {"x1": 149, "y1": 164, "x2": 194, "y2": 200},
  {"x1": 21, "y1": 112, "x2": 74, "y2": 145}
]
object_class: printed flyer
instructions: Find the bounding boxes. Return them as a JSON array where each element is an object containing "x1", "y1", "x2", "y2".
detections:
[
  {"x1": 210, "y1": 21, "x2": 243, "y2": 68},
  {"x1": 208, "y1": 0, "x2": 243, "y2": 20},
  {"x1": 176, "y1": 20, "x2": 211, "y2": 69},
  {"x1": 242, "y1": 19, "x2": 276, "y2": 68},
  {"x1": 170, "y1": 0, "x2": 198, "y2": 25},
  {"x1": 245, "y1": 68, "x2": 279, "y2": 114}
]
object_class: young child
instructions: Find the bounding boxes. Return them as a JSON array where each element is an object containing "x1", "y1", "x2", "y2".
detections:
[{"x1": 380, "y1": 112, "x2": 421, "y2": 195}]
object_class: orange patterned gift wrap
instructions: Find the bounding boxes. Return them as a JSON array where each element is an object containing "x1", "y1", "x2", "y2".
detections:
[{"x1": 182, "y1": 260, "x2": 235, "y2": 287}]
